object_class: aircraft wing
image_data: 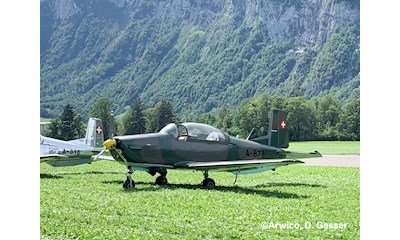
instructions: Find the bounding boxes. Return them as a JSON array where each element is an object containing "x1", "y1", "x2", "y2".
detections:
[
  {"x1": 173, "y1": 151, "x2": 321, "y2": 175},
  {"x1": 174, "y1": 159, "x2": 304, "y2": 174}
]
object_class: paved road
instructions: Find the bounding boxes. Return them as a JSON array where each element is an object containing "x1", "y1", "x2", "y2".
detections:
[{"x1": 301, "y1": 155, "x2": 360, "y2": 167}]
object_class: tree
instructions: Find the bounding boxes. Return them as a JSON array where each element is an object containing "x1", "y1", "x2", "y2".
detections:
[
  {"x1": 120, "y1": 108, "x2": 133, "y2": 135},
  {"x1": 146, "y1": 107, "x2": 158, "y2": 133},
  {"x1": 146, "y1": 101, "x2": 175, "y2": 132},
  {"x1": 315, "y1": 96, "x2": 341, "y2": 140},
  {"x1": 122, "y1": 98, "x2": 146, "y2": 135},
  {"x1": 44, "y1": 104, "x2": 84, "y2": 140},
  {"x1": 234, "y1": 99, "x2": 259, "y2": 138},
  {"x1": 234, "y1": 94, "x2": 276, "y2": 138},
  {"x1": 46, "y1": 118, "x2": 61, "y2": 139},
  {"x1": 206, "y1": 113, "x2": 217, "y2": 126},
  {"x1": 216, "y1": 107, "x2": 232, "y2": 131},
  {"x1": 270, "y1": 96, "x2": 288, "y2": 112},
  {"x1": 158, "y1": 101, "x2": 174, "y2": 129},
  {"x1": 60, "y1": 104, "x2": 75, "y2": 140},
  {"x1": 72, "y1": 114, "x2": 85, "y2": 139},
  {"x1": 337, "y1": 99, "x2": 360, "y2": 140},
  {"x1": 283, "y1": 97, "x2": 317, "y2": 141},
  {"x1": 90, "y1": 97, "x2": 115, "y2": 139}
]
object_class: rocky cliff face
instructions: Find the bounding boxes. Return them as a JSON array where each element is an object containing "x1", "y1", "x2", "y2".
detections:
[
  {"x1": 41, "y1": 0, "x2": 80, "y2": 20},
  {"x1": 40, "y1": 0, "x2": 360, "y2": 116},
  {"x1": 43, "y1": 0, "x2": 358, "y2": 48}
]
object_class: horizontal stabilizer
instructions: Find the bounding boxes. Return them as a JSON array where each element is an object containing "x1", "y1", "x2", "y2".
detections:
[
  {"x1": 44, "y1": 159, "x2": 93, "y2": 167},
  {"x1": 40, "y1": 154, "x2": 68, "y2": 162},
  {"x1": 250, "y1": 135, "x2": 269, "y2": 145}
]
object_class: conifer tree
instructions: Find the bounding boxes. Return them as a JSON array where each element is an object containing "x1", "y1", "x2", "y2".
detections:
[
  {"x1": 60, "y1": 104, "x2": 75, "y2": 140},
  {"x1": 124, "y1": 98, "x2": 146, "y2": 134}
]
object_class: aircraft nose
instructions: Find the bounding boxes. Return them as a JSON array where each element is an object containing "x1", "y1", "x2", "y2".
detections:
[{"x1": 104, "y1": 139, "x2": 116, "y2": 149}]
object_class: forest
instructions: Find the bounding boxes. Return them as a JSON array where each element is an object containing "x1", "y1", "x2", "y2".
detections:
[{"x1": 44, "y1": 94, "x2": 359, "y2": 142}]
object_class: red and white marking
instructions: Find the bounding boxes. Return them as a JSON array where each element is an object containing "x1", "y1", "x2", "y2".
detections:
[
  {"x1": 280, "y1": 120, "x2": 287, "y2": 129},
  {"x1": 96, "y1": 125, "x2": 103, "y2": 134}
]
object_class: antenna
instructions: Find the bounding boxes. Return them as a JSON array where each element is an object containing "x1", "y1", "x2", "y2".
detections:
[{"x1": 246, "y1": 128, "x2": 255, "y2": 140}]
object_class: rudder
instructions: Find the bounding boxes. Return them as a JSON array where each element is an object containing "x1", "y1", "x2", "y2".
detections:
[
  {"x1": 84, "y1": 118, "x2": 104, "y2": 148},
  {"x1": 250, "y1": 109, "x2": 289, "y2": 148},
  {"x1": 268, "y1": 109, "x2": 289, "y2": 148}
]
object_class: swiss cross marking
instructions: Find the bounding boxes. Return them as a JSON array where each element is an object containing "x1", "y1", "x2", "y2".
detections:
[
  {"x1": 96, "y1": 125, "x2": 103, "y2": 134},
  {"x1": 280, "y1": 120, "x2": 287, "y2": 129}
]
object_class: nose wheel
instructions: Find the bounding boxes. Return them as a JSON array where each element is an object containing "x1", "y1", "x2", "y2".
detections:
[{"x1": 123, "y1": 167, "x2": 135, "y2": 189}]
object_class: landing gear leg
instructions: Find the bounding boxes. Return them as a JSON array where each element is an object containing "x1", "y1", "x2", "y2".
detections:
[
  {"x1": 201, "y1": 170, "x2": 215, "y2": 189},
  {"x1": 155, "y1": 168, "x2": 168, "y2": 185},
  {"x1": 123, "y1": 166, "x2": 135, "y2": 189}
]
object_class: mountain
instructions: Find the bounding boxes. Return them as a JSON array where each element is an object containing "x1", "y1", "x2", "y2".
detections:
[{"x1": 40, "y1": 0, "x2": 360, "y2": 118}]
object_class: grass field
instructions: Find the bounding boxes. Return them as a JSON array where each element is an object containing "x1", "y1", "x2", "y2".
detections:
[
  {"x1": 41, "y1": 160, "x2": 360, "y2": 239},
  {"x1": 287, "y1": 141, "x2": 360, "y2": 155},
  {"x1": 41, "y1": 117, "x2": 52, "y2": 122}
]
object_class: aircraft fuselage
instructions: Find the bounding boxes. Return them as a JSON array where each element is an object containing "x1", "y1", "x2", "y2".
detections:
[
  {"x1": 40, "y1": 136, "x2": 100, "y2": 166},
  {"x1": 109, "y1": 133, "x2": 285, "y2": 167}
]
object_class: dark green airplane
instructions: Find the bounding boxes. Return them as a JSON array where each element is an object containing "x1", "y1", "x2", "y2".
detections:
[{"x1": 97, "y1": 109, "x2": 321, "y2": 189}]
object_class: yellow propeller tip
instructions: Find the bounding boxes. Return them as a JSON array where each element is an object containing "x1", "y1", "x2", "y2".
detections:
[{"x1": 104, "y1": 139, "x2": 116, "y2": 149}]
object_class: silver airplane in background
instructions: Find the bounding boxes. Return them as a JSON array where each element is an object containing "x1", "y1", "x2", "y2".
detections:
[{"x1": 40, "y1": 118, "x2": 109, "y2": 167}]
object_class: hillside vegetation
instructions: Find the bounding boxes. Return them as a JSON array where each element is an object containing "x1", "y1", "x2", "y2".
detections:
[{"x1": 40, "y1": 0, "x2": 360, "y2": 118}]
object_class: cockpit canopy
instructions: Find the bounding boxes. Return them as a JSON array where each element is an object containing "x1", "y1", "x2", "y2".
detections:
[{"x1": 160, "y1": 123, "x2": 228, "y2": 143}]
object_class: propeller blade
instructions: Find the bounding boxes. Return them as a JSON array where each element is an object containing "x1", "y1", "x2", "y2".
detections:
[{"x1": 93, "y1": 147, "x2": 106, "y2": 161}]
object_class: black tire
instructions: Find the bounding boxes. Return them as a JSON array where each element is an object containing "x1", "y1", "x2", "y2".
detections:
[
  {"x1": 123, "y1": 178, "x2": 135, "y2": 189},
  {"x1": 155, "y1": 176, "x2": 168, "y2": 185},
  {"x1": 202, "y1": 178, "x2": 215, "y2": 189}
]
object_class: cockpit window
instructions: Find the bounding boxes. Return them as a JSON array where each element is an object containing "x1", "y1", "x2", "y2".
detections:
[
  {"x1": 161, "y1": 122, "x2": 228, "y2": 143},
  {"x1": 160, "y1": 123, "x2": 178, "y2": 138},
  {"x1": 180, "y1": 123, "x2": 227, "y2": 142}
]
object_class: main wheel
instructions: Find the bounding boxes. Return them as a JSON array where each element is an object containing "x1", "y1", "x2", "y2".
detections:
[
  {"x1": 202, "y1": 178, "x2": 215, "y2": 189},
  {"x1": 123, "y1": 177, "x2": 135, "y2": 189},
  {"x1": 155, "y1": 175, "x2": 168, "y2": 185}
]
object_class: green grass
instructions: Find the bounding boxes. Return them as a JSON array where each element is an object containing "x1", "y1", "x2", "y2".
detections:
[
  {"x1": 41, "y1": 117, "x2": 52, "y2": 122},
  {"x1": 287, "y1": 141, "x2": 360, "y2": 155},
  {"x1": 41, "y1": 162, "x2": 359, "y2": 239}
]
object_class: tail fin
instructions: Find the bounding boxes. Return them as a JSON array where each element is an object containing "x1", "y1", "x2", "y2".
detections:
[
  {"x1": 268, "y1": 109, "x2": 289, "y2": 148},
  {"x1": 84, "y1": 118, "x2": 104, "y2": 148},
  {"x1": 250, "y1": 109, "x2": 289, "y2": 148}
]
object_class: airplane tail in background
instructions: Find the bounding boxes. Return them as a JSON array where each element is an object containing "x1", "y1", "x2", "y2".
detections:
[
  {"x1": 84, "y1": 118, "x2": 104, "y2": 148},
  {"x1": 250, "y1": 109, "x2": 289, "y2": 148},
  {"x1": 268, "y1": 109, "x2": 289, "y2": 148}
]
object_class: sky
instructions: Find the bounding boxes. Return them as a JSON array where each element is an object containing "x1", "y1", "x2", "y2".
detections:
[{"x1": 1, "y1": 1, "x2": 400, "y2": 239}]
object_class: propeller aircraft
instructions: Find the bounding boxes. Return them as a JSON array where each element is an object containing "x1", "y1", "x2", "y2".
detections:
[
  {"x1": 40, "y1": 118, "x2": 108, "y2": 167},
  {"x1": 97, "y1": 109, "x2": 321, "y2": 189}
]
